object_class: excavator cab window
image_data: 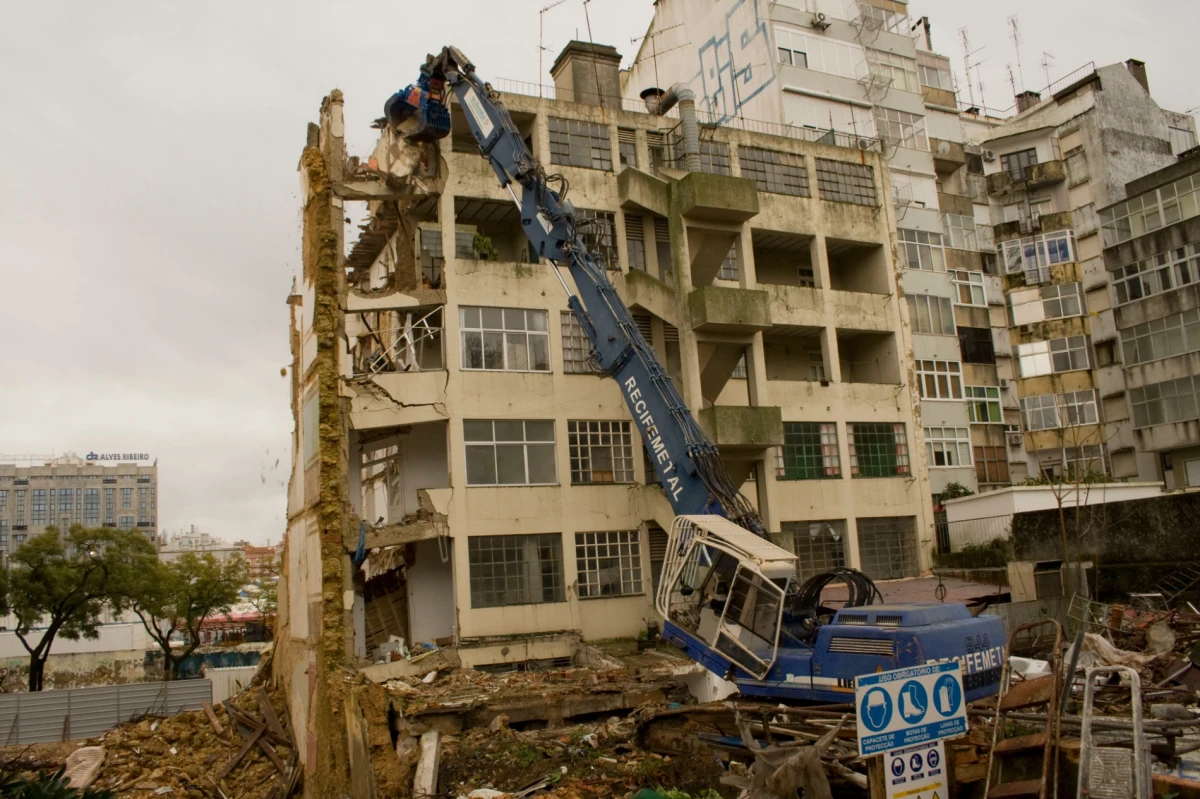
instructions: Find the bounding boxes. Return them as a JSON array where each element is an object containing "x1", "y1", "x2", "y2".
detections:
[{"x1": 714, "y1": 565, "x2": 785, "y2": 680}]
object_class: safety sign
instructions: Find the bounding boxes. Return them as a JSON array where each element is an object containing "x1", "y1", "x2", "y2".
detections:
[
  {"x1": 884, "y1": 740, "x2": 947, "y2": 799},
  {"x1": 855, "y1": 661, "x2": 966, "y2": 755}
]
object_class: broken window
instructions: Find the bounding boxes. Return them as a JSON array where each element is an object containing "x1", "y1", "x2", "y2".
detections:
[
  {"x1": 924, "y1": 426, "x2": 972, "y2": 467},
  {"x1": 464, "y1": 420, "x2": 557, "y2": 486},
  {"x1": 739, "y1": 146, "x2": 810, "y2": 197},
  {"x1": 815, "y1": 158, "x2": 877, "y2": 205},
  {"x1": 575, "y1": 530, "x2": 643, "y2": 598},
  {"x1": 560, "y1": 312, "x2": 598, "y2": 374},
  {"x1": 625, "y1": 214, "x2": 646, "y2": 271},
  {"x1": 776, "y1": 422, "x2": 840, "y2": 480},
  {"x1": 468, "y1": 533, "x2": 565, "y2": 608},
  {"x1": 575, "y1": 209, "x2": 617, "y2": 269},
  {"x1": 848, "y1": 423, "x2": 910, "y2": 477},
  {"x1": 568, "y1": 420, "x2": 635, "y2": 484},
  {"x1": 856, "y1": 516, "x2": 918, "y2": 579},
  {"x1": 460, "y1": 306, "x2": 550, "y2": 372},
  {"x1": 783, "y1": 520, "x2": 846, "y2": 582},
  {"x1": 548, "y1": 118, "x2": 612, "y2": 171},
  {"x1": 617, "y1": 128, "x2": 637, "y2": 170}
]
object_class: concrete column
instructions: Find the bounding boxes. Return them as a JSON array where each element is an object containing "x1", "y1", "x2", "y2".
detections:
[
  {"x1": 843, "y1": 516, "x2": 862, "y2": 569},
  {"x1": 737, "y1": 221, "x2": 757, "y2": 289},
  {"x1": 820, "y1": 326, "x2": 841, "y2": 383},
  {"x1": 810, "y1": 233, "x2": 831, "y2": 290},
  {"x1": 746, "y1": 334, "x2": 769, "y2": 408},
  {"x1": 673, "y1": 218, "x2": 705, "y2": 410},
  {"x1": 755, "y1": 458, "x2": 781, "y2": 535},
  {"x1": 438, "y1": 185, "x2": 457, "y2": 281}
]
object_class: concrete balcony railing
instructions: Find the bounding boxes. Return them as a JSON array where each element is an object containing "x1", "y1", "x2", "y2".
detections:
[
  {"x1": 765, "y1": 284, "x2": 892, "y2": 332},
  {"x1": 672, "y1": 171, "x2": 759, "y2": 223},
  {"x1": 621, "y1": 268, "x2": 678, "y2": 328},
  {"x1": 688, "y1": 285, "x2": 771, "y2": 333},
  {"x1": 698, "y1": 405, "x2": 784, "y2": 451},
  {"x1": 617, "y1": 167, "x2": 668, "y2": 217},
  {"x1": 986, "y1": 160, "x2": 1067, "y2": 195},
  {"x1": 930, "y1": 138, "x2": 966, "y2": 174}
]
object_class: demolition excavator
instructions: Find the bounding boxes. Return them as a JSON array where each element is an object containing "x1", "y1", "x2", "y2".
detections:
[{"x1": 383, "y1": 46, "x2": 1006, "y2": 705}]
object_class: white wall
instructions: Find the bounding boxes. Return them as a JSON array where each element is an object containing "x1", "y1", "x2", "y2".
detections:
[
  {"x1": 406, "y1": 539, "x2": 455, "y2": 645},
  {"x1": 0, "y1": 623, "x2": 152, "y2": 659},
  {"x1": 944, "y1": 482, "x2": 1166, "y2": 524}
]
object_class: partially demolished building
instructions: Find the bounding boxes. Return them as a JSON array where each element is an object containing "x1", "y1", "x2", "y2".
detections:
[{"x1": 276, "y1": 41, "x2": 933, "y2": 790}]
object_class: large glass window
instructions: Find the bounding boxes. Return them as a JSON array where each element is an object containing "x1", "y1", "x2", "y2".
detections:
[
  {"x1": 925, "y1": 427, "x2": 972, "y2": 467},
  {"x1": 31, "y1": 490, "x2": 46, "y2": 525},
  {"x1": 958, "y1": 327, "x2": 995, "y2": 365},
  {"x1": 1017, "y1": 336, "x2": 1091, "y2": 377},
  {"x1": 548, "y1": 118, "x2": 611, "y2": 170},
  {"x1": 1122, "y1": 308, "x2": 1200, "y2": 365},
  {"x1": 918, "y1": 52, "x2": 954, "y2": 91},
  {"x1": 83, "y1": 488, "x2": 99, "y2": 525},
  {"x1": 1020, "y1": 391, "x2": 1098, "y2": 431},
  {"x1": 568, "y1": 420, "x2": 634, "y2": 484},
  {"x1": 468, "y1": 534, "x2": 565, "y2": 607},
  {"x1": 974, "y1": 446, "x2": 1010, "y2": 485},
  {"x1": 464, "y1": 420, "x2": 557, "y2": 486},
  {"x1": 460, "y1": 306, "x2": 550, "y2": 372},
  {"x1": 953, "y1": 270, "x2": 986, "y2": 306},
  {"x1": 783, "y1": 520, "x2": 846, "y2": 581},
  {"x1": 898, "y1": 229, "x2": 945, "y2": 271},
  {"x1": 773, "y1": 26, "x2": 865, "y2": 80},
  {"x1": 874, "y1": 108, "x2": 928, "y2": 151},
  {"x1": 1112, "y1": 244, "x2": 1200, "y2": 305},
  {"x1": 1000, "y1": 148, "x2": 1038, "y2": 181},
  {"x1": 1130, "y1": 375, "x2": 1200, "y2": 428},
  {"x1": 739, "y1": 147, "x2": 810, "y2": 197},
  {"x1": 906, "y1": 295, "x2": 956, "y2": 335},
  {"x1": 867, "y1": 48, "x2": 919, "y2": 93},
  {"x1": 1101, "y1": 174, "x2": 1200, "y2": 246},
  {"x1": 966, "y1": 386, "x2": 1002, "y2": 423},
  {"x1": 776, "y1": 422, "x2": 840, "y2": 480},
  {"x1": 942, "y1": 214, "x2": 978, "y2": 250},
  {"x1": 1001, "y1": 230, "x2": 1076, "y2": 278},
  {"x1": 848, "y1": 423, "x2": 911, "y2": 477},
  {"x1": 575, "y1": 530, "x2": 643, "y2": 598},
  {"x1": 815, "y1": 158, "x2": 876, "y2": 206},
  {"x1": 1041, "y1": 283, "x2": 1084, "y2": 320},
  {"x1": 560, "y1": 312, "x2": 598, "y2": 374},
  {"x1": 915, "y1": 360, "x2": 963, "y2": 400},
  {"x1": 856, "y1": 516, "x2": 918, "y2": 579}
]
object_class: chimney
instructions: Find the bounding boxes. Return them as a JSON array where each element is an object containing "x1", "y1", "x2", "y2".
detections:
[
  {"x1": 1126, "y1": 59, "x2": 1149, "y2": 94},
  {"x1": 1015, "y1": 90, "x2": 1042, "y2": 113},
  {"x1": 550, "y1": 41, "x2": 623, "y2": 110}
]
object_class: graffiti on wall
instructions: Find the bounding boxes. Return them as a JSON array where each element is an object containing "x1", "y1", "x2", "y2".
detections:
[{"x1": 693, "y1": 0, "x2": 776, "y2": 123}]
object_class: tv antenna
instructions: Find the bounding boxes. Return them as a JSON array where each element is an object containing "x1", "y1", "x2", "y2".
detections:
[
  {"x1": 1008, "y1": 15, "x2": 1025, "y2": 92},
  {"x1": 539, "y1": 0, "x2": 568, "y2": 96},
  {"x1": 1041, "y1": 52, "x2": 1055, "y2": 90},
  {"x1": 959, "y1": 28, "x2": 986, "y2": 109}
]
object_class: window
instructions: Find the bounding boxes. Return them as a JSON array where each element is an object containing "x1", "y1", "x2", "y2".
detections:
[
  {"x1": 468, "y1": 534, "x2": 564, "y2": 607},
  {"x1": 464, "y1": 420, "x2": 557, "y2": 486},
  {"x1": 1170, "y1": 126, "x2": 1198, "y2": 156},
  {"x1": 1112, "y1": 243, "x2": 1200, "y2": 305},
  {"x1": 617, "y1": 128, "x2": 637, "y2": 170},
  {"x1": 694, "y1": 141, "x2": 731, "y2": 176},
  {"x1": 848, "y1": 423, "x2": 911, "y2": 477},
  {"x1": 739, "y1": 147, "x2": 809, "y2": 197},
  {"x1": 874, "y1": 108, "x2": 928, "y2": 151},
  {"x1": 773, "y1": 26, "x2": 864, "y2": 80},
  {"x1": 0, "y1": 490, "x2": 6, "y2": 512},
  {"x1": 1041, "y1": 283, "x2": 1084, "y2": 320},
  {"x1": 548, "y1": 117, "x2": 611, "y2": 170},
  {"x1": 31, "y1": 490, "x2": 46, "y2": 525},
  {"x1": 906, "y1": 295, "x2": 956, "y2": 335},
  {"x1": 575, "y1": 530, "x2": 643, "y2": 598},
  {"x1": 898, "y1": 229, "x2": 945, "y2": 271},
  {"x1": 1001, "y1": 231, "x2": 1076, "y2": 278},
  {"x1": 915, "y1": 360, "x2": 963, "y2": 400},
  {"x1": 856, "y1": 516, "x2": 918, "y2": 579},
  {"x1": 560, "y1": 312, "x2": 598, "y2": 374},
  {"x1": 1064, "y1": 445, "x2": 1108, "y2": 479},
  {"x1": 918, "y1": 52, "x2": 953, "y2": 91},
  {"x1": 925, "y1": 427, "x2": 972, "y2": 467},
  {"x1": 855, "y1": 2, "x2": 909, "y2": 34},
  {"x1": 1061, "y1": 390, "x2": 1099, "y2": 426},
  {"x1": 646, "y1": 131, "x2": 668, "y2": 169},
  {"x1": 625, "y1": 214, "x2": 646, "y2": 271},
  {"x1": 953, "y1": 271, "x2": 986, "y2": 306},
  {"x1": 59, "y1": 489, "x2": 72, "y2": 513},
  {"x1": 1130, "y1": 375, "x2": 1200, "y2": 428},
  {"x1": 1000, "y1": 148, "x2": 1038, "y2": 181},
  {"x1": 1017, "y1": 335, "x2": 1091, "y2": 377},
  {"x1": 460, "y1": 306, "x2": 550, "y2": 372},
  {"x1": 718, "y1": 245, "x2": 738, "y2": 281},
  {"x1": 958, "y1": 327, "x2": 995, "y2": 365},
  {"x1": 974, "y1": 446, "x2": 1010, "y2": 485},
  {"x1": 776, "y1": 422, "x2": 841, "y2": 480},
  {"x1": 966, "y1": 386, "x2": 1002, "y2": 423},
  {"x1": 568, "y1": 420, "x2": 634, "y2": 484},
  {"x1": 119, "y1": 516, "x2": 134, "y2": 530},
  {"x1": 1103, "y1": 175, "x2": 1200, "y2": 246},
  {"x1": 654, "y1": 217, "x2": 672, "y2": 278},
  {"x1": 1122, "y1": 308, "x2": 1200, "y2": 365},
  {"x1": 783, "y1": 520, "x2": 846, "y2": 581},
  {"x1": 454, "y1": 231, "x2": 477, "y2": 260},
  {"x1": 575, "y1": 209, "x2": 617, "y2": 269},
  {"x1": 1021, "y1": 391, "x2": 1098, "y2": 431},
  {"x1": 83, "y1": 488, "x2": 100, "y2": 525},
  {"x1": 942, "y1": 214, "x2": 978, "y2": 250},
  {"x1": 815, "y1": 158, "x2": 876, "y2": 205},
  {"x1": 867, "y1": 48, "x2": 919, "y2": 93},
  {"x1": 122, "y1": 487, "x2": 132, "y2": 509}
]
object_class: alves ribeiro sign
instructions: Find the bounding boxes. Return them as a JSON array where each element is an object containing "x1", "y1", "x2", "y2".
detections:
[{"x1": 86, "y1": 452, "x2": 150, "y2": 462}]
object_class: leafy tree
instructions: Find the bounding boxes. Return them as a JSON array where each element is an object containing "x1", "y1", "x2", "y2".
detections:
[
  {"x1": 0, "y1": 526, "x2": 153, "y2": 692},
  {"x1": 122, "y1": 553, "x2": 248, "y2": 680},
  {"x1": 246, "y1": 578, "x2": 278, "y2": 638}
]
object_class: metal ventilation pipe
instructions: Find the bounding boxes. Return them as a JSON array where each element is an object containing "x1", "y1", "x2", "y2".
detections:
[{"x1": 640, "y1": 83, "x2": 701, "y2": 172}]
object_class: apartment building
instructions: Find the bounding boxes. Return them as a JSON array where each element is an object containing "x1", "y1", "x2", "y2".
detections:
[
  {"x1": 0, "y1": 454, "x2": 158, "y2": 559},
  {"x1": 280, "y1": 40, "x2": 932, "y2": 675},
  {"x1": 1100, "y1": 151, "x2": 1200, "y2": 487},
  {"x1": 623, "y1": 0, "x2": 1001, "y2": 512},
  {"x1": 973, "y1": 62, "x2": 1196, "y2": 481}
]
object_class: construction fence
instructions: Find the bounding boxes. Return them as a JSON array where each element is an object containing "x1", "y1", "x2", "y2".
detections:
[{"x1": 0, "y1": 678, "x2": 212, "y2": 745}]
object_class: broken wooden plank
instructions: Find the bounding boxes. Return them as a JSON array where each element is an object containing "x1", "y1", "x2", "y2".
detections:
[
  {"x1": 257, "y1": 688, "x2": 288, "y2": 741},
  {"x1": 203, "y1": 701, "x2": 226, "y2": 736},
  {"x1": 216, "y1": 726, "x2": 264, "y2": 782},
  {"x1": 258, "y1": 737, "x2": 287, "y2": 774}
]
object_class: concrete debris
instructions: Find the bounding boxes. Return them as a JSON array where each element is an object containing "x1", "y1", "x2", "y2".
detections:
[{"x1": 63, "y1": 745, "x2": 105, "y2": 789}]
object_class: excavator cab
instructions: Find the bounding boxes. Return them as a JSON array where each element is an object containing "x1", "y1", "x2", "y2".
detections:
[{"x1": 657, "y1": 516, "x2": 793, "y2": 680}]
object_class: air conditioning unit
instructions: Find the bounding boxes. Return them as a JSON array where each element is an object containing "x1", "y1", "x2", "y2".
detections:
[
  {"x1": 811, "y1": 11, "x2": 831, "y2": 30},
  {"x1": 982, "y1": 149, "x2": 997, "y2": 162},
  {"x1": 856, "y1": 138, "x2": 873, "y2": 150},
  {"x1": 1007, "y1": 432, "x2": 1024, "y2": 447},
  {"x1": 999, "y1": 378, "x2": 1010, "y2": 388}
]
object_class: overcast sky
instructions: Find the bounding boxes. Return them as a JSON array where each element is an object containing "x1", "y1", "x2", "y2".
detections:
[{"x1": 0, "y1": 1, "x2": 1195, "y2": 545}]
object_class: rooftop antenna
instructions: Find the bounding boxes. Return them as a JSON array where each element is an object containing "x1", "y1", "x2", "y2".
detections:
[
  {"x1": 1006, "y1": 64, "x2": 1017, "y2": 98},
  {"x1": 960, "y1": 28, "x2": 986, "y2": 110},
  {"x1": 1008, "y1": 15, "x2": 1025, "y2": 92},
  {"x1": 1041, "y1": 52, "x2": 1055, "y2": 90},
  {"x1": 539, "y1": 0, "x2": 568, "y2": 97}
]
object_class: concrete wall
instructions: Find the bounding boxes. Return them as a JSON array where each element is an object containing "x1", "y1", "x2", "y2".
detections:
[
  {"x1": 944, "y1": 482, "x2": 1165, "y2": 523},
  {"x1": 405, "y1": 539, "x2": 455, "y2": 646}
]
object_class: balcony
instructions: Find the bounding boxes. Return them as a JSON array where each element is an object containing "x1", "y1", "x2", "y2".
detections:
[
  {"x1": 688, "y1": 285, "x2": 771, "y2": 333},
  {"x1": 621, "y1": 268, "x2": 678, "y2": 328},
  {"x1": 671, "y1": 171, "x2": 759, "y2": 223},
  {"x1": 618, "y1": 168, "x2": 668, "y2": 217},
  {"x1": 766, "y1": 284, "x2": 891, "y2": 332},
  {"x1": 698, "y1": 405, "x2": 784, "y2": 451},
  {"x1": 987, "y1": 160, "x2": 1067, "y2": 195},
  {"x1": 931, "y1": 138, "x2": 967, "y2": 174}
]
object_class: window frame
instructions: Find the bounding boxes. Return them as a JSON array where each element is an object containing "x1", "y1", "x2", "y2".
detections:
[
  {"x1": 915, "y1": 360, "x2": 964, "y2": 400},
  {"x1": 974, "y1": 446, "x2": 1010, "y2": 485},
  {"x1": 776, "y1": 422, "x2": 841, "y2": 480},
  {"x1": 906, "y1": 294, "x2": 956, "y2": 336},
  {"x1": 873, "y1": 107, "x2": 928, "y2": 151},
  {"x1": 459, "y1": 306, "x2": 551, "y2": 373},
  {"x1": 952, "y1": 270, "x2": 986, "y2": 306},
  {"x1": 848, "y1": 423, "x2": 911, "y2": 477},
  {"x1": 548, "y1": 117, "x2": 612, "y2": 171},
  {"x1": 468, "y1": 533, "x2": 565, "y2": 608},
  {"x1": 942, "y1": 214, "x2": 978, "y2": 251},
  {"x1": 1000, "y1": 147, "x2": 1038, "y2": 181},
  {"x1": 898, "y1": 229, "x2": 946, "y2": 271},
  {"x1": 924, "y1": 426, "x2": 973, "y2": 468},
  {"x1": 965, "y1": 386, "x2": 1002, "y2": 423},
  {"x1": 464, "y1": 419, "x2": 558, "y2": 487},
  {"x1": 575, "y1": 530, "x2": 644, "y2": 599},
  {"x1": 739, "y1": 146, "x2": 810, "y2": 197},
  {"x1": 567, "y1": 420, "x2": 635, "y2": 485},
  {"x1": 815, "y1": 158, "x2": 877, "y2": 206}
]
